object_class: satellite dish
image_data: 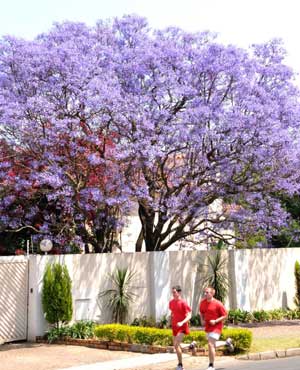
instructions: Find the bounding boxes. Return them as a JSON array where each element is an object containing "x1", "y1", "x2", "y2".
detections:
[{"x1": 40, "y1": 239, "x2": 53, "y2": 254}]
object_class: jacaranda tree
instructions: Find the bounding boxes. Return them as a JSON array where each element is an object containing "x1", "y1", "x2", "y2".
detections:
[{"x1": 0, "y1": 15, "x2": 300, "y2": 252}]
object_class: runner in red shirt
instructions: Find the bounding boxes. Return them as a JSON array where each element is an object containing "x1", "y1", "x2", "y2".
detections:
[
  {"x1": 199, "y1": 286, "x2": 234, "y2": 370},
  {"x1": 169, "y1": 285, "x2": 192, "y2": 370}
]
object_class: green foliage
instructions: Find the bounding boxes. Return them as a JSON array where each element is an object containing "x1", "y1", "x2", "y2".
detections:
[
  {"x1": 98, "y1": 267, "x2": 137, "y2": 324},
  {"x1": 42, "y1": 262, "x2": 73, "y2": 328},
  {"x1": 45, "y1": 320, "x2": 95, "y2": 343},
  {"x1": 190, "y1": 314, "x2": 201, "y2": 326},
  {"x1": 94, "y1": 324, "x2": 251, "y2": 353},
  {"x1": 131, "y1": 315, "x2": 156, "y2": 327},
  {"x1": 46, "y1": 326, "x2": 70, "y2": 343},
  {"x1": 198, "y1": 250, "x2": 230, "y2": 303},
  {"x1": 266, "y1": 309, "x2": 284, "y2": 320},
  {"x1": 295, "y1": 261, "x2": 300, "y2": 308},
  {"x1": 252, "y1": 310, "x2": 271, "y2": 322},
  {"x1": 95, "y1": 324, "x2": 136, "y2": 343},
  {"x1": 156, "y1": 314, "x2": 169, "y2": 329},
  {"x1": 271, "y1": 193, "x2": 300, "y2": 248},
  {"x1": 272, "y1": 220, "x2": 300, "y2": 248},
  {"x1": 227, "y1": 308, "x2": 300, "y2": 323},
  {"x1": 235, "y1": 230, "x2": 267, "y2": 249},
  {"x1": 132, "y1": 327, "x2": 173, "y2": 346},
  {"x1": 66, "y1": 320, "x2": 95, "y2": 339},
  {"x1": 222, "y1": 328, "x2": 252, "y2": 352},
  {"x1": 131, "y1": 314, "x2": 169, "y2": 329},
  {"x1": 227, "y1": 309, "x2": 254, "y2": 324},
  {"x1": 282, "y1": 309, "x2": 300, "y2": 319},
  {"x1": 0, "y1": 231, "x2": 28, "y2": 255},
  {"x1": 183, "y1": 331, "x2": 208, "y2": 348}
]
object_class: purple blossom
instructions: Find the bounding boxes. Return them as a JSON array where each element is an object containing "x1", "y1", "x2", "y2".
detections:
[{"x1": 0, "y1": 16, "x2": 300, "y2": 252}]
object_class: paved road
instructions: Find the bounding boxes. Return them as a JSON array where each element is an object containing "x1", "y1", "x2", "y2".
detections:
[{"x1": 222, "y1": 356, "x2": 300, "y2": 370}]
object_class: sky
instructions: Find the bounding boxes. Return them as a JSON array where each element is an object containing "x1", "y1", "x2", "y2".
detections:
[{"x1": 0, "y1": 0, "x2": 299, "y2": 77}]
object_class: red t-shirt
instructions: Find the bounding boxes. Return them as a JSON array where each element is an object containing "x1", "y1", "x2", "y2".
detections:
[
  {"x1": 169, "y1": 298, "x2": 191, "y2": 332},
  {"x1": 199, "y1": 298, "x2": 227, "y2": 334}
]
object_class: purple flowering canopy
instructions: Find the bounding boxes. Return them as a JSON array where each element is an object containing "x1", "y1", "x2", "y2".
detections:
[{"x1": 0, "y1": 15, "x2": 300, "y2": 252}]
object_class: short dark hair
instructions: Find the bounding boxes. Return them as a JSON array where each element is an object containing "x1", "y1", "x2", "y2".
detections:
[{"x1": 172, "y1": 285, "x2": 182, "y2": 292}]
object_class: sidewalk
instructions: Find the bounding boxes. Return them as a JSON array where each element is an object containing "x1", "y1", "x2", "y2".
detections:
[
  {"x1": 58, "y1": 352, "x2": 234, "y2": 370},
  {"x1": 0, "y1": 342, "x2": 232, "y2": 370},
  {"x1": 59, "y1": 353, "x2": 191, "y2": 370}
]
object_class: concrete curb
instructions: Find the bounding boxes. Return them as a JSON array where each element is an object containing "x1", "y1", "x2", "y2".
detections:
[{"x1": 236, "y1": 347, "x2": 300, "y2": 360}]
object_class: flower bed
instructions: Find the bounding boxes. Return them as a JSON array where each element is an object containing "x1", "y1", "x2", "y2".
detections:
[{"x1": 36, "y1": 323, "x2": 252, "y2": 355}]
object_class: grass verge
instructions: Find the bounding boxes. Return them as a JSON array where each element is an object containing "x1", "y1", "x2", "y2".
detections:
[{"x1": 251, "y1": 336, "x2": 300, "y2": 353}]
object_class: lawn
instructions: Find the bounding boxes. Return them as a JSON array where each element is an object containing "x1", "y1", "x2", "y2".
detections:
[{"x1": 248, "y1": 325, "x2": 300, "y2": 353}]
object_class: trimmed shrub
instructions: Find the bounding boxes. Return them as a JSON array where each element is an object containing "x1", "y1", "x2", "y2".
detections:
[
  {"x1": 295, "y1": 261, "x2": 300, "y2": 308},
  {"x1": 222, "y1": 328, "x2": 252, "y2": 352},
  {"x1": 42, "y1": 262, "x2": 73, "y2": 328},
  {"x1": 95, "y1": 324, "x2": 173, "y2": 345},
  {"x1": 94, "y1": 324, "x2": 251, "y2": 353}
]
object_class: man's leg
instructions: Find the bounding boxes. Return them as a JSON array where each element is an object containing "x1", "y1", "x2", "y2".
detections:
[
  {"x1": 173, "y1": 332, "x2": 185, "y2": 366},
  {"x1": 216, "y1": 338, "x2": 234, "y2": 352},
  {"x1": 207, "y1": 337, "x2": 217, "y2": 366},
  {"x1": 215, "y1": 339, "x2": 226, "y2": 348}
]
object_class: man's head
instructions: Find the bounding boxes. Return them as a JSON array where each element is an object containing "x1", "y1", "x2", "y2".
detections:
[
  {"x1": 172, "y1": 285, "x2": 182, "y2": 299},
  {"x1": 203, "y1": 286, "x2": 215, "y2": 301}
]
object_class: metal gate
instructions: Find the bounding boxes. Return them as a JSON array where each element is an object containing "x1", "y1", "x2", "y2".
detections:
[{"x1": 0, "y1": 258, "x2": 28, "y2": 343}]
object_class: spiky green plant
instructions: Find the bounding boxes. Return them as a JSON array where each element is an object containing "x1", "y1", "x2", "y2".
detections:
[
  {"x1": 198, "y1": 250, "x2": 230, "y2": 303},
  {"x1": 99, "y1": 267, "x2": 137, "y2": 324}
]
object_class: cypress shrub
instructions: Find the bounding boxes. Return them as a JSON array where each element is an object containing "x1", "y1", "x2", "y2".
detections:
[
  {"x1": 42, "y1": 262, "x2": 73, "y2": 328},
  {"x1": 295, "y1": 260, "x2": 300, "y2": 308}
]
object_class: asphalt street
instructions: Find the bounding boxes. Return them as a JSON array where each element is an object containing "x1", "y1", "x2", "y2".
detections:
[{"x1": 216, "y1": 356, "x2": 300, "y2": 370}]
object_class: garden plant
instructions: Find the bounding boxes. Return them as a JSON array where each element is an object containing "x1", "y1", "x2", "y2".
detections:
[{"x1": 42, "y1": 262, "x2": 73, "y2": 329}]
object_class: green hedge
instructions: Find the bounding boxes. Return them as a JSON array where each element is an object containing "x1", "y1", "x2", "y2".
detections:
[
  {"x1": 227, "y1": 308, "x2": 300, "y2": 324},
  {"x1": 95, "y1": 324, "x2": 252, "y2": 353},
  {"x1": 221, "y1": 328, "x2": 252, "y2": 351}
]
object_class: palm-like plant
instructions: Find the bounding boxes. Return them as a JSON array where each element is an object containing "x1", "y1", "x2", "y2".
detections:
[
  {"x1": 99, "y1": 267, "x2": 137, "y2": 324},
  {"x1": 198, "y1": 250, "x2": 230, "y2": 303}
]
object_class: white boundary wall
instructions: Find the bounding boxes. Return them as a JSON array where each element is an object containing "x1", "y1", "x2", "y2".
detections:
[{"x1": 25, "y1": 248, "x2": 300, "y2": 341}]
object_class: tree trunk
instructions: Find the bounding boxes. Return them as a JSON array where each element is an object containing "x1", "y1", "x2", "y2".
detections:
[
  {"x1": 138, "y1": 203, "x2": 156, "y2": 251},
  {"x1": 135, "y1": 228, "x2": 144, "y2": 252}
]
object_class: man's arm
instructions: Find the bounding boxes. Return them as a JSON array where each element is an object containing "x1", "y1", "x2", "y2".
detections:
[
  {"x1": 199, "y1": 312, "x2": 205, "y2": 327},
  {"x1": 177, "y1": 311, "x2": 192, "y2": 327},
  {"x1": 169, "y1": 310, "x2": 173, "y2": 327},
  {"x1": 209, "y1": 313, "x2": 227, "y2": 326}
]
